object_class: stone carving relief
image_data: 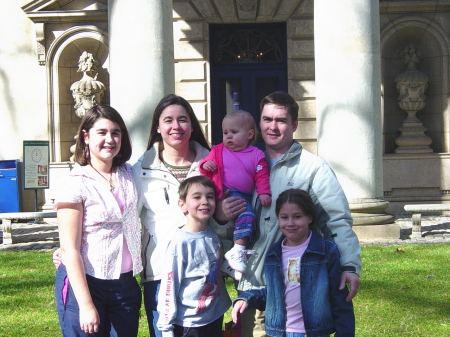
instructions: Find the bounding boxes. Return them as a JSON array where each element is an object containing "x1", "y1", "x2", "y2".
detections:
[
  {"x1": 36, "y1": 23, "x2": 46, "y2": 66},
  {"x1": 395, "y1": 43, "x2": 432, "y2": 154},
  {"x1": 69, "y1": 51, "x2": 106, "y2": 160},
  {"x1": 70, "y1": 51, "x2": 106, "y2": 118}
]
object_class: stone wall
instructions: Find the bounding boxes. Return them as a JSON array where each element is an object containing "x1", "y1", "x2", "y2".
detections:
[
  {"x1": 172, "y1": 0, "x2": 318, "y2": 151},
  {"x1": 173, "y1": 2, "x2": 210, "y2": 140},
  {"x1": 287, "y1": 1, "x2": 316, "y2": 154}
]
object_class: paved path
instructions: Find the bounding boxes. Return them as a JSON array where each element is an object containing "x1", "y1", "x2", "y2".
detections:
[{"x1": 1, "y1": 216, "x2": 450, "y2": 252}]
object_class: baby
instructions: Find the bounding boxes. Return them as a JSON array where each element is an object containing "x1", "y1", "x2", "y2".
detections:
[{"x1": 200, "y1": 110, "x2": 271, "y2": 279}]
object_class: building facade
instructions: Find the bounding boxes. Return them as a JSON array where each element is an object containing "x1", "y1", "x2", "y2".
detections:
[{"x1": 1, "y1": 0, "x2": 450, "y2": 239}]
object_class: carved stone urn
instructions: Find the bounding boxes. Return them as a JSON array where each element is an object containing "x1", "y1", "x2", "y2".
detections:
[
  {"x1": 70, "y1": 51, "x2": 106, "y2": 118},
  {"x1": 69, "y1": 51, "x2": 106, "y2": 161},
  {"x1": 394, "y1": 44, "x2": 432, "y2": 154}
]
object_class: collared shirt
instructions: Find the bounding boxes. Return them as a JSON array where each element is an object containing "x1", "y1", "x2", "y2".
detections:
[{"x1": 56, "y1": 163, "x2": 142, "y2": 280}]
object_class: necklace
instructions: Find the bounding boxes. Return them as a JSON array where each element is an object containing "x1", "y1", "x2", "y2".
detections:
[{"x1": 90, "y1": 164, "x2": 114, "y2": 191}]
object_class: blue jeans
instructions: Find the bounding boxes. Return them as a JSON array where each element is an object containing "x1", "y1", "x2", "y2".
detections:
[
  {"x1": 229, "y1": 190, "x2": 255, "y2": 242},
  {"x1": 143, "y1": 280, "x2": 162, "y2": 337},
  {"x1": 55, "y1": 264, "x2": 141, "y2": 337}
]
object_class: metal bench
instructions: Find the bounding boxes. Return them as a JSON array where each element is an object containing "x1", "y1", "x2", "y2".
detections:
[
  {"x1": 0, "y1": 211, "x2": 57, "y2": 244},
  {"x1": 404, "y1": 204, "x2": 450, "y2": 238}
]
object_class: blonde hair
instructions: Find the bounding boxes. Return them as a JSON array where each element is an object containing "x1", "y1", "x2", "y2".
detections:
[{"x1": 223, "y1": 110, "x2": 257, "y2": 145}]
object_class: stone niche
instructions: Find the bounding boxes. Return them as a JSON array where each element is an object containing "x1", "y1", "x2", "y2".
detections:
[
  {"x1": 381, "y1": 16, "x2": 450, "y2": 214},
  {"x1": 381, "y1": 18, "x2": 449, "y2": 155},
  {"x1": 55, "y1": 38, "x2": 110, "y2": 162}
]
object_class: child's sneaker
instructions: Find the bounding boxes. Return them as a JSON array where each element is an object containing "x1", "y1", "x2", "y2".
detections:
[
  {"x1": 221, "y1": 259, "x2": 242, "y2": 281},
  {"x1": 224, "y1": 248, "x2": 248, "y2": 273}
]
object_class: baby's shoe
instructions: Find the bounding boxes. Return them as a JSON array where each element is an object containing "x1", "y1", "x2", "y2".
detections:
[
  {"x1": 224, "y1": 247, "x2": 248, "y2": 273},
  {"x1": 221, "y1": 259, "x2": 242, "y2": 281}
]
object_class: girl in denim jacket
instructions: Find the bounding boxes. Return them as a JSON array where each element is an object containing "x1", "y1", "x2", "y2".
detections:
[{"x1": 232, "y1": 189, "x2": 355, "y2": 337}]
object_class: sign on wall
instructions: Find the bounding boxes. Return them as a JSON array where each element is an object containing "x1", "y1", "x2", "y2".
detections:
[{"x1": 23, "y1": 140, "x2": 50, "y2": 189}]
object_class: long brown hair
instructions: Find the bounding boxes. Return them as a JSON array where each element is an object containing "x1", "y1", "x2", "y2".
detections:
[{"x1": 146, "y1": 94, "x2": 210, "y2": 151}]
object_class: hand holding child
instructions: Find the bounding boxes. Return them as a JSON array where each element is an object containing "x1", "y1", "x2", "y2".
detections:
[
  {"x1": 259, "y1": 193, "x2": 271, "y2": 207},
  {"x1": 202, "y1": 161, "x2": 217, "y2": 172},
  {"x1": 231, "y1": 300, "x2": 248, "y2": 323}
]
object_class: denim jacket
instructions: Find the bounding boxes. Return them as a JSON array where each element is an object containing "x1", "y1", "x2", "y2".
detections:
[{"x1": 235, "y1": 231, "x2": 355, "y2": 337}]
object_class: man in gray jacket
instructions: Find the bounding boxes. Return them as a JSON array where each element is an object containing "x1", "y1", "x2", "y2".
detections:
[{"x1": 217, "y1": 91, "x2": 361, "y2": 337}]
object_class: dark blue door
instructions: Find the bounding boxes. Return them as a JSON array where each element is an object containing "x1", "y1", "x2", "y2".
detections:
[
  {"x1": 210, "y1": 69, "x2": 287, "y2": 144},
  {"x1": 210, "y1": 23, "x2": 288, "y2": 145}
]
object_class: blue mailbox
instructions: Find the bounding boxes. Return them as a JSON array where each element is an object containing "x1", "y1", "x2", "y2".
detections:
[{"x1": 0, "y1": 159, "x2": 21, "y2": 212}]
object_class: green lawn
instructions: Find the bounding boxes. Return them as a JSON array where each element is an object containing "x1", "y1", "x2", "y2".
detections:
[{"x1": 1, "y1": 244, "x2": 449, "y2": 336}]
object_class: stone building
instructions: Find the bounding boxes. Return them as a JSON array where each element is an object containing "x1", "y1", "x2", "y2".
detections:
[{"x1": 1, "y1": 0, "x2": 449, "y2": 239}]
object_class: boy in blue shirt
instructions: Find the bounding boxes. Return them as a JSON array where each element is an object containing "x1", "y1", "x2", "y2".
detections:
[{"x1": 157, "y1": 176, "x2": 231, "y2": 337}]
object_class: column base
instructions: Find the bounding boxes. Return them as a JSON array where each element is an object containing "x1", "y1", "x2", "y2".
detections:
[
  {"x1": 349, "y1": 198, "x2": 398, "y2": 239},
  {"x1": 353, "y1": 223, "x2": 400, "y2": 240}
]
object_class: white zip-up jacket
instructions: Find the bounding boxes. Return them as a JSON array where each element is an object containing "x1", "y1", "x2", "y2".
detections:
[
  {"x1": 132, "y1": 141, "x2": 210, "y2": 283},
  {"x1": 213, "y1": 140, "x2": 362, "y2": 291}
]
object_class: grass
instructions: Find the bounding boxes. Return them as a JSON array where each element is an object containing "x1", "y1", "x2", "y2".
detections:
[{"x1": 0, "y1": 244, "x2": 449, "y2": 336}]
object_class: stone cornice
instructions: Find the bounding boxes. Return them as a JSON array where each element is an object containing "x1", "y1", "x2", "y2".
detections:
[
  {"x1": 380, "y1": 0, "x2": 450, "y2": 14},
  {"x1": 25, "y1": 10, "x2": 108, "y2": 24},
  {"x1": 22, "y1": 0, "x2": 107, "y2": 65},
  {"x1": 22, "y1": 0, "x2": 107, "y2": 12}
]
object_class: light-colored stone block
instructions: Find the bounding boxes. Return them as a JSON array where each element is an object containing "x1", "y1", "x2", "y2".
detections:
[
  {"x1": 58, "y1": 67, "x2": 73, "y2": 104},
  {"x1": 274, "y1": 0, "x2": 302, "y2": 21},
  {"x1": 298, "y1": 100, "x2": 316, "y2": 119},
  {"x1": 353, "y1": 224, "x2": 400, "y2": 240},
  {"x1": 174, "y1": 40, "x2": 206, "y2": 60},
  {"x1": 288, "y1": 39, "x2": 314, "y2": 58},
  {"x1": 288, "y1": 59, "x2": 315, "y2": 79},
  {"x1": 288, "y1": 80, "x2": 316, "y2": 99},
  {"x1": 294, "y1": 120, "x2": 316, "y2": 140},
  {"x1": 189, "y1": 0, "x2": 217, "y2": 21},
  {"x1": 177, "y1": 61, "x2": 206, "y2": 81},
  {"x1": 190, "y1": 102, "x2": 207, "y2": 122},
  {"x1": 58, "y1": 44, "x2": 77, "y2": 67},
  {"x1": 173, "y1": 1, "x2": 203, "y2": 20},
  {"x1": 60, "y1": 124, "x2": 79, "y2": 142},
  {"x1": 60, "y1": 141, "x2": 73, "y2": 162},
  {"x1": 287, "y1": 18, "x2": 314, "y2": 38},
  {"x1": 175, "y1": 82, "x2": 206, "y2": 101},
  {"x1": 200, "y1": 123, "x2": 209, "y2": 142},
  {"x1": 298, "y1": 140, "x2": 317, "y2": 154},
  {"x1": 292, "y1": 0, "x2": 314, "y2": 16},
  {"x1": 174, "y1": 20, "x2": 206, "y2": 40},
  {"x1": 383, "y1": 154, "x2": 443, "y2": 190},
  {"x1": 59, "y1": 104, "x2": 73, "y2": 124}
]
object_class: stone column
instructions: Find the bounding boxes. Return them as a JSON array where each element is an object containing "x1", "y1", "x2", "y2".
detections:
[
  {"x1": 108, "y1": 0, "x2": 175, "y2": 161},
  {"x1": 314, "y1": 0, "x2": 396, "y2": 238}
]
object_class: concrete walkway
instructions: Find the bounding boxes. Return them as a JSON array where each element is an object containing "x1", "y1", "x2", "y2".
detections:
[{"x1": 1, "y1": 216, "x2": 450, "y2": 252}]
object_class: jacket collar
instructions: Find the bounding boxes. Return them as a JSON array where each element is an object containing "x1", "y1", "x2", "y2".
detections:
[
  {"x1": 265, "y1": 140, "x2": 303, "y2": 165},
  {"x1": 140, "y1": 141, "x2": 209, "y2": 170}
]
